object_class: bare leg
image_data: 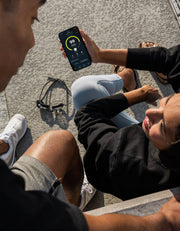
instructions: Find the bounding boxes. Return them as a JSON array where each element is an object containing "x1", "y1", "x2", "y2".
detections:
[
  {"x1": 117, "y1": 68, "x2": 137, "y2": 91},
  {"x1": 0, "y1": 140, "x2": 9, "y2": 155},
  {"x1": 23, "y1": 130, "x2": 83, "y2": 206}
]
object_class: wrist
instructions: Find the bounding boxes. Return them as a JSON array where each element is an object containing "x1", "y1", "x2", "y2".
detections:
[
  {"x1": 152, "y1": 212, "x2": 172, "y2": 231},
  {"x1": 124, "y1": 87, "x2": 148, "y2": 106},
  {"x1": 95, "y1": 48, "x2": 128, "y2": 65},
  {"x1": 97, "y1": 48, "x2": 106, "y2": 63},
  {"x1": 142, "y1": 212, "x2": 171, "y2": 231}
]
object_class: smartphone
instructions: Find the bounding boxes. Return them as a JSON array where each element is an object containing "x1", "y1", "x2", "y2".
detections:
[{"x1": 59, "y1": 26, "x2": 91, "y2": 71}]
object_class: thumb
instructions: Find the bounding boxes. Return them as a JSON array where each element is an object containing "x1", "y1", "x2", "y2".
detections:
[{"x1": 80, "y1": 30, "x2": 87, "y2": 40}]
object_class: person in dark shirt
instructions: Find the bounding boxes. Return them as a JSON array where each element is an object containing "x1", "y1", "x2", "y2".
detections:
[
  {"x1": 0, "y1": 0, "x2": 96, "y2": 212},
  {"x1": 1, "y1": 1, "x2": 180, "y2": 231},
  {"x1": 0, "y1": 0, "x2": 92, "y2": 229},
  {"x1": 71, "y1": 31, "x2": 180, "y2": 200}
]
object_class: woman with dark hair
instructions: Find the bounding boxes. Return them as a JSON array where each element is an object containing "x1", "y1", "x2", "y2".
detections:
[{"x1": 70, "y1": 31, "x2": 180, "y2": 199}]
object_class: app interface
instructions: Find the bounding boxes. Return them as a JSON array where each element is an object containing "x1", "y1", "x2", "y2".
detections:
[{"x1": 59, "y1": 28, "x2": 91, "y2": 71}]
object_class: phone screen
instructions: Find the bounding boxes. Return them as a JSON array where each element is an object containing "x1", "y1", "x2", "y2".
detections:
[{"x1": 59, "y1": 26, "x2": 91, "y2": 71}]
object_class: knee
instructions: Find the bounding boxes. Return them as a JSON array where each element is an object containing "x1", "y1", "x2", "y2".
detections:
[
  {"x1": 71, "y1": 76, "x2": 101, "y2": 110},
  {"x1": 71, "y1": 76, "x2": 88, "y2": 95},
  {"x1": 43, "y1": 130, "x2": 79, "y2": 155},
  {"x1": 71, "y1": 76, "x2": 90, "y2": 101}
]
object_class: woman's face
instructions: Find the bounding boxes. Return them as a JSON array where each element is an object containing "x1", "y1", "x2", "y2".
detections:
[{"x1": 142, "y1": 94, "x2": 180, "y2": 150}]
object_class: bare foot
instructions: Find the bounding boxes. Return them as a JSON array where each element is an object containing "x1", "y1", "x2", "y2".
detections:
[
  {"x1": 114, "y1": 66, "x2": 137, "y2": 92},
  {"x1": 139, "y1": 41, "x2": 161, "y2": 48}
]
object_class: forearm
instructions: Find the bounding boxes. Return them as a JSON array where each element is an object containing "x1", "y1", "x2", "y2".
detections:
[
  {"x1": 75, "y1": 85, "x2": 158, "y2": 123},
  {"x1": 75, "y1": 93, "x2": 129, "y2": 119},
  {"x1": 97, "y1": 47, "x2": 167, "y2": 76},
  {"x1": 98, "y1": 46, "x2": 179, "y2": 76},
  {"x1": 97, "y1": 47, "x2": 164, "y2": 71},
  {"x1": 84, "y1": 212, "x2": 170, "y2": 231},
  {"x1": 124, "y1": 85, "x2": 155, "y2": 106},
  {"x1": 98, "y1": 48, "x2": 128, "y2": 66},
  {"x1": 127, "y1": 45, "x2": 180, "y2": 76},
  {"x1": 84, "y1": 31, "x2": 180, "y2": 82}
]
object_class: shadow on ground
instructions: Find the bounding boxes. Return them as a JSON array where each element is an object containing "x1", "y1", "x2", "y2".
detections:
[{"x1": 38, "y1": 78, "x2": 75, "y2": 129}]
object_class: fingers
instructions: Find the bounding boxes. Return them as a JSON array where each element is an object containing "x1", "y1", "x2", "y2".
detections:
[
  {"x1": 80, "y1": 29, "x2": 92, "y2": 46},
  {"x1": 145, "y1": 86, "x2": 162, "y2": 105},
  {"x1": 59, "y1": 40, "x2": 67, "y2": 58},
  {"x1": 80, "y1": 29, "x2": 86, "y2": 39},
  {"x1": 59, "y1": 40, "x2": 63, "y2": 51},
  {"x1": 149, "y1": 94, "x2": 162, "y2": 105},
  {"x1": 63, "y1": 51, "x2": 67, "y2": 58},
  {"x1": 154, "y1": 92, "x2": 162, "y2": 101},
  {"x1": 80, "y1": 30, "x2": 88, "y2": 46},
  {"x1": 79, "y1": 29, "x2": 100, "y2": 63},
  {"x1": 154, "y1": 89, "x2": 162, "y2": 98}
]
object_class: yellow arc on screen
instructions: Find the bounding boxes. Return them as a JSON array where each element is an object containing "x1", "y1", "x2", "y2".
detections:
[{"x1": 65, "y1": 36, "x2": 80, "y2": 51}]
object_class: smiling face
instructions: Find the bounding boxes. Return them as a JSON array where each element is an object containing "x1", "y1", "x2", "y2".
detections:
[
  {"x1": 0, "y1": 0, "x2": 46, "y2": 92},
  {"x1": 142, "y1": 94, "x2": 180, "y2": 150}
]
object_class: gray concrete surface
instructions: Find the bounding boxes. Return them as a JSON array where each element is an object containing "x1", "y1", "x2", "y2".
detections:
[
  {"x1": 87, "y1": 187, "x2": 180, "y2": 215},
  {"x1": 0, "y1": 0, "x2": 180, "y2": 211}
]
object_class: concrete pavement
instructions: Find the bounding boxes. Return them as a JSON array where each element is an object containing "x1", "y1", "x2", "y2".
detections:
[{"x1": 1, "y1": 0, "x2": 180, "y2": 212}]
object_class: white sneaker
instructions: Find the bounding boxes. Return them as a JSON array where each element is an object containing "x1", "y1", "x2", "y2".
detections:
[
  {"x1": 0, "y1": 114, "x2": 27, "y2": 167},
  {"x1": 79, "y1": 174, "x2": 96, "y2": 211}
]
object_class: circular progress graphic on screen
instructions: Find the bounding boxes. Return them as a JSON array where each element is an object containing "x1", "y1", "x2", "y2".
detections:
[{"x1": 65, "y1": 36, "x2": 80, "y2": 51}]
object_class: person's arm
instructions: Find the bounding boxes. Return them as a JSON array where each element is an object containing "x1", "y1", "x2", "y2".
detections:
[
  {"x1": 127, "y1": 45, "x2": 180, "y2": 76},
  {"x1": 84, "y1": 213, "x2": 165, "y2": 231},
  {"x1": 75, "y1": 85, "x2": 160, "y2": 150},
  {"x1": 83, "y1": 195, "x2": 180, "y2": 231},
  {"x1": 80, "y1": 30, "x2": 128, "y2": 65},
  {"x1": 80, "y1": 30, "x2": 180, "y2": 85},
  {"x1": 124, "y1": 84, "x2": 161, "y2": 106},
  {"x1": 76, "y1": 85, "x2": 161, "y2": 119}
]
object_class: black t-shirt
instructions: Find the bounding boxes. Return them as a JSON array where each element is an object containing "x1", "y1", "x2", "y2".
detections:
[
  {"x1": 0, "y1": 160, "x2": 88, "y2": 231},
  {"x1": 127, "y1": 45, "x2": 180, "y2": 92},
  {"x1": 75, "y1": 94, "x2": 180, "y2": 199}
]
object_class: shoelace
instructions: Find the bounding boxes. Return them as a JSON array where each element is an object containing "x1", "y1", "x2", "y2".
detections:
[
  {"x1": 6, "y1": 121, "x2": 24, "y2": 144},
  {"x1": 4, "y1": 131, "x2": 18, "y2": 144}
]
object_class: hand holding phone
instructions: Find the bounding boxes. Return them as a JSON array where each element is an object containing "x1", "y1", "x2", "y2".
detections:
[{"x1": 59, "y1": 26, "x2": 91, "y2": 71}]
